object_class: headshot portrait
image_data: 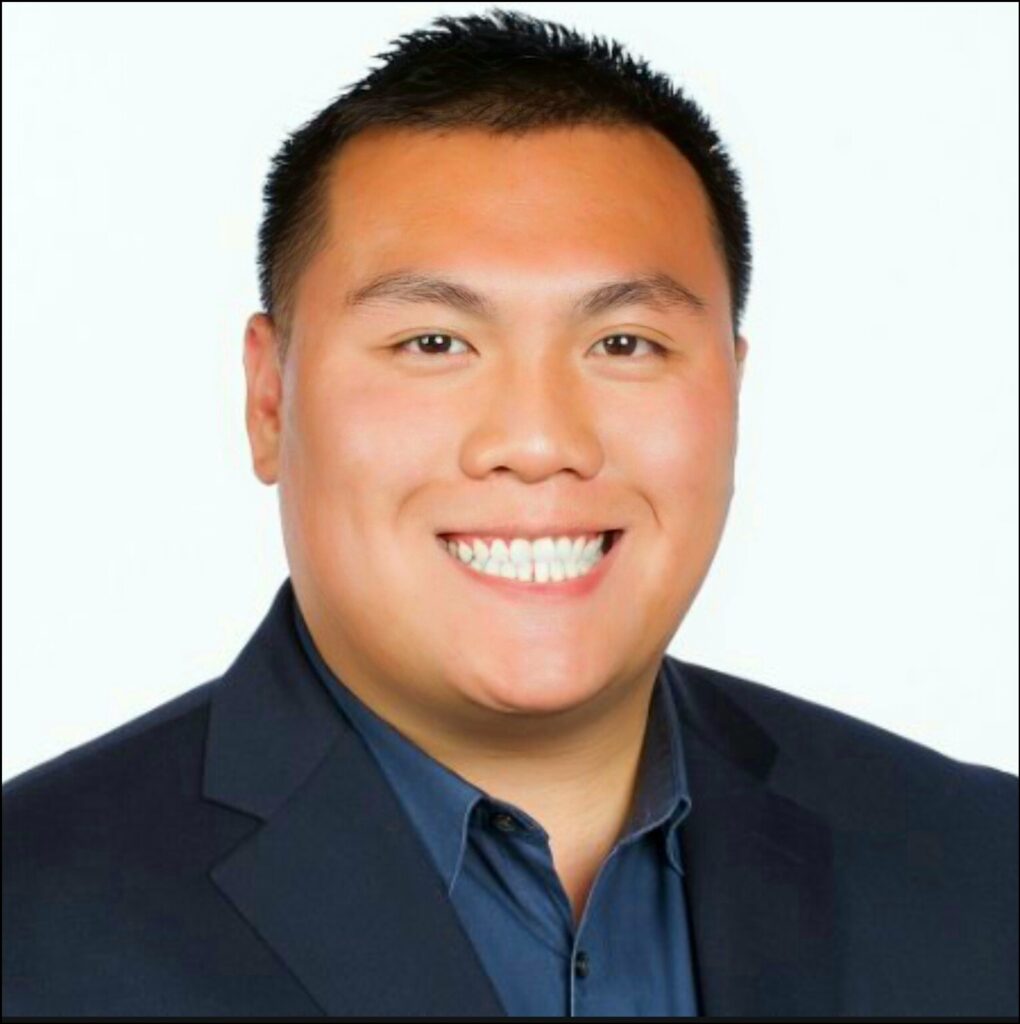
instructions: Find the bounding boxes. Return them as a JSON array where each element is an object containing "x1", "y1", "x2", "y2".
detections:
[{"x1": 3, "y1": 3, "x2": 1017, "y2": 1017}]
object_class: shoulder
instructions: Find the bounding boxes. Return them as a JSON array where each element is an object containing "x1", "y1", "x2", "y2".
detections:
[
  {"x1": 668, "y1": 656, "x2": 1018, "y2": 1012},
  {"x1": 669, "y1": 653, "x2": 1017, "y2": 832},
  {"x1": 3, "y1": 675, "x2": 224, "y2": 875},
  {"x1": 2, "y1": 678, "x2": 241, "y2": 1014},
  {"x1": 3, "y1": 677, "x2": 218, "y2": 821}
]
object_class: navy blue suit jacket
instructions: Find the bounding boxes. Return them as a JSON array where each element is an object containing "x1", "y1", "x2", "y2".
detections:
[{"x1": 3, "y1": 578, "x2": 1017, "y2": 1016}]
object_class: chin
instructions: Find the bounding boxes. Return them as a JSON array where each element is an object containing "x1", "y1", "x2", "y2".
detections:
[{"x1": 455, "y1": 649, "x2": 619, "y2": 718}]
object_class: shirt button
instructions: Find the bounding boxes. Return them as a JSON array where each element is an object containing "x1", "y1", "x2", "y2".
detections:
[
  {"x1": 491, "y1": 811, "x2": 518, "y2": 832},
  {"x1": 574, "y1": 950, "x2": 590, "y2": 978}
]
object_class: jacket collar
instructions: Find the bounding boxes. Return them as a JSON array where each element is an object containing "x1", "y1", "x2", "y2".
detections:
[
  {"x1": 203, "y1": 577, "x2": 838, "y2": 1016},
  {"x1": 291, "y1": 587, "x2": 693, "y2": 896}
]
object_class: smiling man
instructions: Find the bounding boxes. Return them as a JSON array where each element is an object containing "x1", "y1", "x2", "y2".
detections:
[
  {"x1": 249, "y1": 115, "x2": 746, "y2": 933},
  {"x1": 3, "y1": 8, "x2": 1017, "y2": 1019}
]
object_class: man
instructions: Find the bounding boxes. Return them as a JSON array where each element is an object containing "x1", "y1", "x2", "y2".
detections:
[{"x1": 3, "y1": 8, "x2": 1016, "y2": 1017}]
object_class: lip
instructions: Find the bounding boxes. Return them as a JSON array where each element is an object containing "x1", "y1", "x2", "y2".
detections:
[{"x1": 435, "y1": 529, "x2": 625, "y2": 602}]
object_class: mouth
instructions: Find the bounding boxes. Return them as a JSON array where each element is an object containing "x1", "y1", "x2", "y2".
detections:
[{"x1": 434, "y1": 528, "x2": 625, "y2": 601}]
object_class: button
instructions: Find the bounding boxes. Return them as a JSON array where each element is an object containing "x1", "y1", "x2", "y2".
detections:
[
  {"x1": 574, "y1": 950, "x2": 590, "y2": 978},
  {"x1": 491, "y1": 811, "x2": 518, "y2": 832}
]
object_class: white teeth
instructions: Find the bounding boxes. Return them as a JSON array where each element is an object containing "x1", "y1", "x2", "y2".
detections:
[
  {"x1": 441, "y1": 532, "x2": 611, "y2": 584},
  {"x1": 508, "y1": 538, "x2": 531, "y2": 563}
]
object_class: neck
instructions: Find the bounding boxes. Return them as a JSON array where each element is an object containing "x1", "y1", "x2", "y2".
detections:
[
  {"x1": 296, "y1": 590, "x2": 663, "y2": 908},
  {"x1": 422, "y1": 673, "x2": 657, "y2": 845},
  {"x1": 382, "y1": 666, "x2": 660, "y2": 926}
]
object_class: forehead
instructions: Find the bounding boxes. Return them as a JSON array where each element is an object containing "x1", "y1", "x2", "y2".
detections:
[{"x1": 312, "y1": 124, "x2": 725, "y2": 314}]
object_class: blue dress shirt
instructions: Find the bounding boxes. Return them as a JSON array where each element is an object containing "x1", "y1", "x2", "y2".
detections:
[{"x1": 292, "y1": 599, "x2": 700, "y2": 1017}]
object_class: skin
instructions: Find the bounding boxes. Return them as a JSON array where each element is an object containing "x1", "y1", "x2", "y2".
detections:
[{"x1": 243, "y1": 123, "x2": 748, "y2": 925}]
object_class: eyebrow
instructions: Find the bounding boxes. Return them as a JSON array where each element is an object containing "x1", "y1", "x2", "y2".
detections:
[{"x1": 343, "y1": 269, "x2": 710, "y2": 320}]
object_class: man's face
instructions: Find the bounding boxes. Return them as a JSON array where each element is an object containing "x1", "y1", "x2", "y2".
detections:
[{"x1": 244, "y1": 124, "x2": 748, "y2": 738}]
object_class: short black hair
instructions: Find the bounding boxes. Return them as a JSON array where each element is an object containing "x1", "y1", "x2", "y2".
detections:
[{"x1": 256, "y1": 7, "x2": 752, "y2": 365}]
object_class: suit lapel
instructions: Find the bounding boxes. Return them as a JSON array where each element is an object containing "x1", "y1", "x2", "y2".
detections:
[
  {"x1": 669, "y1": 659, "x2": 840, "y2": 1016},
  {"x1": 203, "y1": 579, "x2": 507, "y2": 1016},
  {"x1": 203, "y1": 577, "x2": 837, "y2": 1016}
]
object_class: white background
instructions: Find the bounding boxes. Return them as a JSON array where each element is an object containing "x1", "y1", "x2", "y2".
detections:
[{"x1": 3, "y1": 2, "x2": 1017, "y2": 781}]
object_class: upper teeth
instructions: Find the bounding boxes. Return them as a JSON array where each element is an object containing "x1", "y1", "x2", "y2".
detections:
[{"x1": 440, "y1": 532, "x2": 609, "y2": 582}]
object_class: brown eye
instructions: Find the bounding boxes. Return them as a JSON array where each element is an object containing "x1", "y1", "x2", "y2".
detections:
[
  {"x1": 395, "y1": 332, "x2": 471, "y2": 356},
  {"x1": 596, "y1": 333, "x2": 665, "y2": 357}
]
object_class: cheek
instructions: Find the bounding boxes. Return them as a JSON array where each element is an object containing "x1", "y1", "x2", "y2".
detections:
[
  {"x1": 615, "y1": 376, "x2": 738, "y2": 498},
  {"x1": 336, "y1": 381, "x2": 456, "y2": 484},
  {"x1": 286, "y1": 369, "x2": 451, "y2": 518},
  {"x1": 622, "y1": 379, "x2": 738, "y2": 619},
  {"x1": 279, "y1": 369, "x2": 451, "y2": 615}
]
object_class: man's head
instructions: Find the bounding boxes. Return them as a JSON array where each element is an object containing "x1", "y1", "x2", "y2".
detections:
[{"x1": 243, "y1": 9, "x2": 751, "y2": 743}]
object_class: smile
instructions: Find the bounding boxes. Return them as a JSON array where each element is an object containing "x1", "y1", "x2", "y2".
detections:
[{"x1": 434, "y1": 529, "x2": 625, "y2": 600}]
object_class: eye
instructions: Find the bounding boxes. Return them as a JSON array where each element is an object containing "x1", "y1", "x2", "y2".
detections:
[
  {"x1": 393, "y1": 332, "x2": 667, "y2": 358},
  {"x1": 394, "y1": 332, "x2": 472, "y2": 357},
  {"x1": 592, "y1": 333, "x2": 667, "y2": 358}
]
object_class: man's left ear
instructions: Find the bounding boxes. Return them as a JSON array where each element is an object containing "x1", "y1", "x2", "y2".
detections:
[{"x1": 735, "y1": 332, "x2": 749, "y2": 391}]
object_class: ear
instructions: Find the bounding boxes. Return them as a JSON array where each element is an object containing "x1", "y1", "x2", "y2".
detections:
[
  {"x1": 734, "y1": 332, "x2": 749, "y2": 392},
  {"x1": 243, "y1": 312, "x2": 284, "y2": 485}
]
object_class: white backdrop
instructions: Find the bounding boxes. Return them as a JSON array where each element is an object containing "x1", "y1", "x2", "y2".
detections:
[{"x1": 3, "y1": 1, "x2": 1017, "y2": 781}]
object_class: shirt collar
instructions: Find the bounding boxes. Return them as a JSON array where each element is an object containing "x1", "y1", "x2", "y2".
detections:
[{"x1": 292, "y1": 597, "x2": 692, "y2": 897}]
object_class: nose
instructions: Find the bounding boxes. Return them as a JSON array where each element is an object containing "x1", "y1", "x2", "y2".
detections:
[{"x1": 457, "y1": 357, "x2": 605, "y2": 484}]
